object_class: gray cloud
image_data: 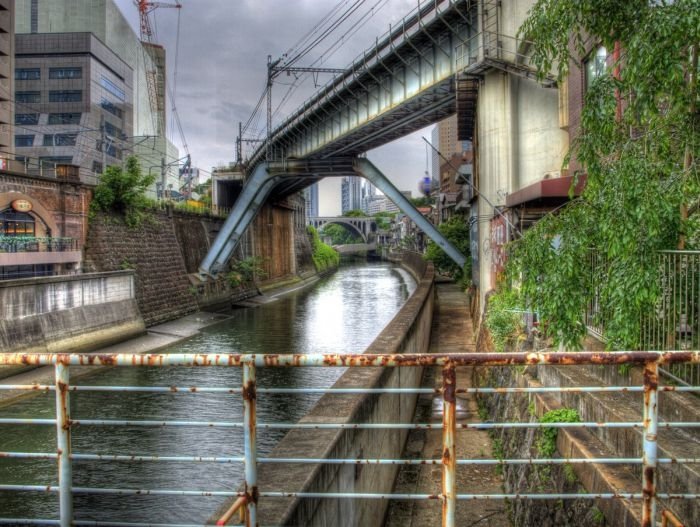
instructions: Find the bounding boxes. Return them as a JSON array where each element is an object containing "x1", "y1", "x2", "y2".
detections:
[{"x1": 115, "y1": 0, "x2": 435, "y2": 210}]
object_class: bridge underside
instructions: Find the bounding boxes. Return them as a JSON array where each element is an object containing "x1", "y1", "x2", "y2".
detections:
[{"x1": 199, "y1": 158, "x2": 467, "y2": 277}]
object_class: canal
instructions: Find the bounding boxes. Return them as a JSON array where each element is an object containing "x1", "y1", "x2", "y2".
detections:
[{"x1": 0, "y1": 261, "x2": 416, "y2": 524}]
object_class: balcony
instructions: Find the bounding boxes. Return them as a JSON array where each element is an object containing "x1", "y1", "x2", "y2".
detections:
[{"x1": 0, "y1": 236, "x2": 81, "y2": 267}]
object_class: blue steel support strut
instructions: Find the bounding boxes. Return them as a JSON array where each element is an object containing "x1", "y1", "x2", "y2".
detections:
[
  {"x1": 353, "y1": 157, "x2": 467, "y2": 269},
  {"x1": 199, "y1": 163, "x2": 277, "y2": 277}
]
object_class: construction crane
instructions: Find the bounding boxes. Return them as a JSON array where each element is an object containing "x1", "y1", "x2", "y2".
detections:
[{"x1": 134, "y1": 1, "x2": 181, "y2": 136}]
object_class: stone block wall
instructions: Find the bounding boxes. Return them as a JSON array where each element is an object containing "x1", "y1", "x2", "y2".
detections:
[{"x1": 83, "y1": 212, "x2": 198, "y2": 326}]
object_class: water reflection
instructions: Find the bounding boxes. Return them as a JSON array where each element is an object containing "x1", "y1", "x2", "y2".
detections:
[{"x1": 0, "y1": 261, "x2": 416, "y2": 523}]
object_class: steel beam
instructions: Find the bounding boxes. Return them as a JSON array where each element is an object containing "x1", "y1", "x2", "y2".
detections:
[{"x1": 353, "y1": 158, "x2": 467, "y2": 268}]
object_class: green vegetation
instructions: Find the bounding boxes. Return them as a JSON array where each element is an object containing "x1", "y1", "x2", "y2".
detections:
[
  {"x1": 510, "y1": 0, "x2": 700, "y2": 349},
  {"x1": 342, "y1": 209, "x2": 365, "y2": 217},
  {"x1": 321, "y1": 223, "x2": 362, "y2": 245},
  {"x1": 307, "y1": 226, "x2": 340, "y2": 272},
  {"x1": 227, "y1": 256, "x2": 266, "y2": 288},
  {"x1": 485, "y1": 288, "x2": 523, "y2": 353},
  {"x1": 91, "y1": 156, "x2": 156, "y2": 228},
  {"x1": 410, "y1": 196, "x2": 435, "y2": 207},
  {"x1": 423, "y1": 217, "x2": 470, "y2": 282},
  {"x1": 536, "y1": 408, "x2": 580, "y2": 458},
  {"x1": 372, "y1": 211, "x2": 396, "y2": 231}
]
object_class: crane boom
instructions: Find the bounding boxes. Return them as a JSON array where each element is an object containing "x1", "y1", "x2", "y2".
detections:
[{"x1": 135, "y1": 0, "x2": 181, "y2": 135}]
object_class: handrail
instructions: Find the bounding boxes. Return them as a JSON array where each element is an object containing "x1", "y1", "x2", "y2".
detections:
[{"x1": 0, "y1": 351, "x2": 698, "y2": 526}]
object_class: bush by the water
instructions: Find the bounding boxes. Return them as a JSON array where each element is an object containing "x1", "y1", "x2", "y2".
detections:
[{"x1": 307, "y1": 226, "x2": 339, "y2": 272}]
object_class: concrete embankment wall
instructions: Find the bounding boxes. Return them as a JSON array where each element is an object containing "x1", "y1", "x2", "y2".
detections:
[
  {"x1": 0, "y1": 271, "x2": 144, "y2": 356},
  {"x1": 211, "y1": 252, "x2": 434, "y2": 526}
]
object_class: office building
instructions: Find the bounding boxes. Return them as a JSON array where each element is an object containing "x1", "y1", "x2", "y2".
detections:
[
  {"x1": 0, "y1": 0, "x2": 13, "y2": 158},
  {"x1": 14, "y1": 0, "x2": 179, "y2": 189}
]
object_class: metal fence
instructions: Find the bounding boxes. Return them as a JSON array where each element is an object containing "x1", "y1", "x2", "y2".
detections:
[
  {"x1": 0, "y1": 351, "x2": 698, "y2": 527},
  {"x1": 0, "y1": 236, "x2": 78, "y2": 253},
  {"x1": 586, "y1": 250, "x2": 700, "y2": 386}
]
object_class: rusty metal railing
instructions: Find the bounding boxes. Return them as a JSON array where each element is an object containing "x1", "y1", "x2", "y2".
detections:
[
  {"x1": 586, "y1": 250, "x2": 700, "y2": 387},
  {"x1": 0, "y1": 351, "x2": 699, "y2": 527}
]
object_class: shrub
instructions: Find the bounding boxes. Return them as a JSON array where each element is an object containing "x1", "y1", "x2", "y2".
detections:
[
  {"x1": 307, "y1": 226, "x2": 339, "y2": 272},
  {"x1": 91, "y1": 156, "x2": 156, "y2": 228}
]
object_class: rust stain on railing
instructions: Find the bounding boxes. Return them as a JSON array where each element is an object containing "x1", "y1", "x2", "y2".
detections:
[{"x1": 0, "y1": 351, "x2": 697, "y2": 526}]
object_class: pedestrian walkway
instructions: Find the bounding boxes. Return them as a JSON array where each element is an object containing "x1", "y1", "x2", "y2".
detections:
[{"x1": 384, "y1": 282, "x2": 510, "y2": 527}]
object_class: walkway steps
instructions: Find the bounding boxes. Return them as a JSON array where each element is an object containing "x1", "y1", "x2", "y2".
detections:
[
  {"x1": 537, "y1": 364, "x2": 700, "y2": 525},
  {"x1": 384, "y1": 283, "x2": 509, "y2": 526}
]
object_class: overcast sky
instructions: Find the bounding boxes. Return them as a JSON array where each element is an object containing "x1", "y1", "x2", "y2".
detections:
[{"x1": 113, "y1": 0, "x2": 435, "y2": 215}]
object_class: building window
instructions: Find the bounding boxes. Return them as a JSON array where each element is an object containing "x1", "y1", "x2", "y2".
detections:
[
  {"x1": 16, "y1": 91, "x2": 41, "y2": 103},
  {"x1": 104, "y1": 121, "x2": 122, "y2": 138},
  {"x1": 49, "y1": 67, "x2": 82, "y2": 80},
  {"x1": 15, "y1": 113, "x2": 39, "y2": 125},
  {"x1": 105, "y1": 144, "x2": 122, "y2": 160},
  {"x1": 39, "y1": 156, "x2": 73, "y2": 166},
  {"x1": 43, "y1": 133, "x2": 78, "y2": 146},
  {"x1": 0, "y1": 264, "x2": 54, "y2": 280},
  {"x1": 585, "y1": 46, "x2": 608, "y2": 90},
  {"x1": 15, "y1": 135, "x2": 34, "y2": 147},
  {"x1": 15, "y1": 68, "x2": 41, "y2": 81},
  {"x1": 0, "y1": 209, "x2": 36, "y2": 236},
  {"x1": 92, "y1": 161, "x2": 103, "y2": 174},
  {"x1": 48, "y1": 113, "x2": 81, "y2": 125},
  {"x1": 49, "y1": 90, "x2": 82, "y2": 103},
  {"x1": 100, "y1": 76, "x2": 125, "y2": 101},
  {"x1": 101, "y1": 99, "x2": 123, "y2": 119}
]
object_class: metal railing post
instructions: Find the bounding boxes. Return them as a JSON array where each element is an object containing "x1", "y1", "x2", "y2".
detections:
[
  {"x1": 642, "y1": 362, "x2": 659, "y2": 527},
  {"x1": 55, "y1": 362, "x2": 73, "y2": 527},
  {"x1": 442, "y1": 363, "x2": 456, "y2": 527},
  {"x1": 243, "y1": 362, "x2": 258, "y2": 526}
]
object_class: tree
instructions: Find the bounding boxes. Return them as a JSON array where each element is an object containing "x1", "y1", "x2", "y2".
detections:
[
  {"x1": 424, "y1": 217, "x2": 470, "y2": 281},
  {"x1": 321, "y1": 223, "x2": 362, "y2": 245},
  {"x1": 91, "y1": 156, "x2": 156, "y2": 227},
  {"x1": 343, "y1": 209, "x2": 366, "y2": 217},
  {"x1": 510, "y1": 0, "x2": 699, "y2": 349}
]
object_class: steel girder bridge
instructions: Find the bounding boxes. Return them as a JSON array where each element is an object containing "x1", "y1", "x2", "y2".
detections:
[{"x1": 201, "y1": 0, "x2": 482, "y2": 277}]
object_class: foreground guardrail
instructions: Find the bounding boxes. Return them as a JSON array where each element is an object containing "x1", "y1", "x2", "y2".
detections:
[{"x1": 0, "y1": 351, "x2": 698, "y2": 527}]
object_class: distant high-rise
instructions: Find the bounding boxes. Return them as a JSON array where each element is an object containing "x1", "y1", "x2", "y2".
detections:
[
  {"x1": 0, "y1": 0, "x2": 14, "y2": 159},
  {"x1": 13, "y1": 0, "x2": 179, "y2": 190},
  {"x1": 304, "y1": 183, "x2": 319, "y2": 218},
  {"x1": 341, "y1": 175, "x2": 363, "y2": 213}
]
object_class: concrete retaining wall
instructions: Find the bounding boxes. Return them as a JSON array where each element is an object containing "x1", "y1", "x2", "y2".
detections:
[
  {"x1": 0, "y1": 271, "x2": 145, "y2": 356},
  {"x1": 211, "y1": 252, "x2": 434, "y2": 526}
]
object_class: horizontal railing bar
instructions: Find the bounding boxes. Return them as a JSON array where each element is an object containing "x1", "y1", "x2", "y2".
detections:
[
  {"x1": 72, "y1": 419, "x2": 243, "y2": 428},
  {"x1": 73, "y1": 522, "x2": 217, "y2": 527},
  {"x1": 6, "y1": 419, "x2": 697, "y2": 430},
  {"x1": 71, "y1": 454, "x2": 244, "y2": 463},
  {"x1": 257, "y1": 422, "x2": 645, "y2": 430},
  {"x1": 0, "y1": 385, "x2": 54, "y2": 391},
  {"x1": 2, "y1": 384, "x2": 697, "y2": 395},
  {"x1": 258, "y1": 491, "x2": 646, "y2": 499},
  {"x1": 3, "y1": 484, "x2": 697, "y2": 501},
  {"x1": 0, "y1": 520, "x2": 60, "y2": 526},
  {"x1": 3, "y1": 453, "x2": 697, "y2": 466},
  {"x1": 1, "y1": 351, "x2": 699, "y2": 368},
  {"x1": 0, "y1": 452, "x2": 58, "y2": 459},
  {"x1": 0, "y1": 418, "x2": 56, "y2": 425}
]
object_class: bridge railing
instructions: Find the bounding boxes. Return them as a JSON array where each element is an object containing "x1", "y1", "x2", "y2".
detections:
[{"x1": 0, "y1": 351, "x2": 698, "y2": 527}]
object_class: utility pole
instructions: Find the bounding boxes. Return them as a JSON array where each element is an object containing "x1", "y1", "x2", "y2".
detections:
[
  {"x1": 265, "y1": 57, "x2": 343, "y2": 163},
  {"x1": 237, "y1": 122, "x2": 243, "y2": 166},
  {"x1": 161, "y1": 156, "x2": 166, "y2": 200}
]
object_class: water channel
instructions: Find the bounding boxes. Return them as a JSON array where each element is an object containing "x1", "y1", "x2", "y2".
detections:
[{"x1": 0, "y1": 261, "x2": 417, "y2": 524}]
